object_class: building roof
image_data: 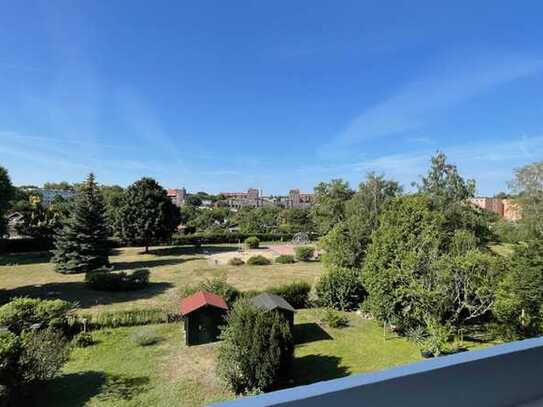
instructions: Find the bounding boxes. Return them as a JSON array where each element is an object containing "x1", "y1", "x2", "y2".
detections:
[
  {"x1": 180, "y1": 291, "x2": 229, "y2": 315},
  {"x1": 250, "y1": 292, "x2": 296, "y2": 313}
]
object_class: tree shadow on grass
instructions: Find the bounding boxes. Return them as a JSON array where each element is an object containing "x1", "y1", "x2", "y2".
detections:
[
  {"x1": 0, "y1": 281, "x2": 173, "y2": 308},
  {"x1": 290, "y1": 355, "x2": 349, "y2": 386},
  {"x1": 148, "y1": 245, "x2": 239, "y2": 256},
  {"x1": 293, "y1": 323, "x2": 333, "y2": 344},
  {"x1": 0, "y1": 251, "x2": 51, "y2": 266},
  {"x1": 43, "y1": 372, "x2": 150, "y2": 407},
  {"x1": 97, "y1": 374, "x2": 150, "y2": 401},
  {"x1": 44, "y1": 371, "x2": 107, "y2": 407},
  {"x1": 112, "y1": 257, "x2": 197, "y2": 271}
]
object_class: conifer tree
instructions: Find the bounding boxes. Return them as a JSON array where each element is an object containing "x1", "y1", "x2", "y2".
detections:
[{"x1": 52, "y1": 174, "x2": 109, "y2": 274}]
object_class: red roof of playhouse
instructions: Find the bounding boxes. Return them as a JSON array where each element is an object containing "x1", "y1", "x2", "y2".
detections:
[{"x1": 180, "y1": 291, "x2": 229, "y2": 315}]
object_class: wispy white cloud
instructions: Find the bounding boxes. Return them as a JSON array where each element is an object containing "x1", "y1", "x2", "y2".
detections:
[
  {"x1": 320, "y1": 51, "x2": 543, "y2": 159},
  {"x1": 302, "y1": 135, "x2": 543, "y2": 194}
]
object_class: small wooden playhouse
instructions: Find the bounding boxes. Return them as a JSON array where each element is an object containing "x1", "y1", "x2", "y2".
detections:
[
  {"x1": 250, "y1": 292, "x2": 296, "y2": 328},
  {"x1": 180, "y1": 291, "x2": 229, "y2": 346}
]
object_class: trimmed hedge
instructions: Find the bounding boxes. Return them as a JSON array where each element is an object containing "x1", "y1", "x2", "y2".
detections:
[
  {"x1": 244, "y1": 236, "x2": 260, "y2": 249},
  {"x1": 179, "y1": 278, "x2": 240, "y2": 307},
  {"x1": 269, "y1": 281, "x2": 311, "y2": 308},
  {"x1": 295, "y1": 246, "x2": 315, "y2": 261},
  {"x1": 228, "y1": 257, "x2": 245, "y2": 266},
  {"x1": 172, "y1": 233, "x2": 296, "y2": 246},
  {"x1": 85, "y1": 269, "x2": 150, "y2": 291},
  {"x1": 246, "y1": 255, "x2": 271, "y2": 266},
  {"x1": 241, "y1": 281, "x2": 311, "y2": 309},
  {"x1": 75, "y1": 308, "x2": 172, "y2": 329},
  {"x1": 275, "y1": 255, "x2": 296, "y2": 264}
]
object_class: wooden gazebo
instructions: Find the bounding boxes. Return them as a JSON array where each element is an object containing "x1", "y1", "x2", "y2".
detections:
[{"x1": 180, "y1": 291, "x2": 228, "y2": 346}]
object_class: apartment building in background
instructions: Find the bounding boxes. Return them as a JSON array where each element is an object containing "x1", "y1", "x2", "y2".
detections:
[
  {"x1": 469, "y1": 197, "x2": 521, "y2": 221},
  {"x1": 219, "y1": 188, "x2": 314, "y2": 209},
  {"x1": 167, "y1": 188, "x2": 187, "y2": 207}
]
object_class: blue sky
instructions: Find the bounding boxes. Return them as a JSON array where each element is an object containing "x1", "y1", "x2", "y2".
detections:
[{"x1": 1, "y1": 1, "x2": 542, "y2": 195}]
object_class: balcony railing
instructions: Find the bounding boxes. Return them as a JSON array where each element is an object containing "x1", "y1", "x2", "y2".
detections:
[{"x1": 210, "y1": 336, "x2": 543, "y2": 407}]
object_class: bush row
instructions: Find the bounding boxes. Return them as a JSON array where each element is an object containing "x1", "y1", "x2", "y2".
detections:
[
  {"x1": 171, "y1": 232, "x2": 297, "y2": 245},
  {"x1": 74, "y1": 308, "x2": 173, "y2": 330},
  {"x1": 85, "y1": 269, "x2": 150, "y2": 291}
]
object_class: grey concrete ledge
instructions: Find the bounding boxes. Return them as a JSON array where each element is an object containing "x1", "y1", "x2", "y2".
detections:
[{"x1": 211, "y1": 336, "x2": 543, "y2": 407}]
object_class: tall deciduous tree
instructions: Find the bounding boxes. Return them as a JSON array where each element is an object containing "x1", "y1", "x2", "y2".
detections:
[
  {"x1": 320, "y1": 173, "x2": 401, "y2": 268},
  {"x1": 52, "y1": 174, "x2": 110, "y2": 274},
  {"x1": 114, "y1": 177, "x2": 180, "y2": 253},
  {"x1": 417, "y1": 151, "x2": 476, "y2": 206},
  {"x1": 509, "y1": 161, "x2": 543, "y2": 239},
  {"x1": 311, "y1": 179, "x2": 353, "y2": 235}
]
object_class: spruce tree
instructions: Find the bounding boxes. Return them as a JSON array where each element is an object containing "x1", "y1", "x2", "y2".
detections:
[{"x1": 52, "y1": 174, "x2": 110, "y2": 274}]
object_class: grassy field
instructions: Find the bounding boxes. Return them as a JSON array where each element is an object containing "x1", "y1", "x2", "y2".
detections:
[
  {"x1": 43, "y1": 311, "x2": 427, "y2": 407},
  {"x1": 0, "y1": 245, "x2": 497, "y2": 406},
  {"x1": 0, "y1": 245, "x2": 323, "y2": 314}
]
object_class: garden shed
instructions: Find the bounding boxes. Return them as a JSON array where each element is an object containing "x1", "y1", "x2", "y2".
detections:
[
  {"x1": 180, "y1": 291, "x2": 229, "y2": 346},
  {"x1": 250, "y1": 292, "x2": 296, "y2": 328}
]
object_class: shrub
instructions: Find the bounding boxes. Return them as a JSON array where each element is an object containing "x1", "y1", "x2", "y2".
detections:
[
  {"x1": 269, "y1": 281, "x2": 311, "y2": 309},
  {"x1": 0, "y1": 297, "x2": 74, "y2": 334},
  {"x1": 18, "y1": 328, "x2": 70, "y2": 383},
  {"x1": 179, "y1": 277, "x2": 240, "y2": 306},
  {"x1": 315, "y1": 267, "x2": 365, "y2": 311},
  {"x1": 275, "y1": 255, "x2": 295, "y2": 264},
  {"x1": 295, "y1": 246, "x2": 315, "y2": 261},
  {"x1": 246, "y1": 255, "x2": 271, "y2": 266},
  {"x1": 245, "y1": 236, "x2": 260, "y2": 249},
  {"x1": 131, "y1": 328, "x2": 161, "y2": 346},
  {"x1": 228, "y1": 257, "x2": 245, "y2": 266},
  {"x1": 321, "y1": 308, "x2": 349, "y2": 328},
  {"x1": 217, "y1": 300, "x2": 293, "y2": 393},
  {"x1": 72, "y1": 332, "x2": 94, "y2": 348},
  {"x1": 418, "y1": 318, "x2": 452, "y2": 357},
  {"x1": 76, "y1": 308, "x2": 170, "y2": 329},
  {"x1": 85, "y1": 269, "x2": 150, "y2": 291}
]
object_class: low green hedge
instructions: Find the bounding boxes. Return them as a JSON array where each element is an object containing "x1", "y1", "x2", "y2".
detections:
[
  {"x1": 75, "y1": 308, "x2": 172, "y2": 329},
  {"x1": 246, "y1": 255, "x2": 271, "y2": 266},
  {"x1": 241, "y1": 281, "x2": 311, "y2": 309},
  {"x1": 85, "y1": 269, "x2": 150, "y2": 291},
  {"x1": 295, "y1": 246, "x2": 315, "y2": 261},
  {"x1": 244, "y1": 236, "x2": 260, "y2": 249},
  {"x1": 171, "y1": 232, "x2": 296, "y2": 246},
  {"x1": 275, "y1": 254, "x2": 296, "y2": 264},
  {"x1": 269, "y1": 281, "x2": 311, "y2": 308}
]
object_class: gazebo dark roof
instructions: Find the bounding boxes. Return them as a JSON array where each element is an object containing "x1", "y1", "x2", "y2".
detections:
[{"x1": 250, "y1": 292, "x2": 296, "y2": 313}]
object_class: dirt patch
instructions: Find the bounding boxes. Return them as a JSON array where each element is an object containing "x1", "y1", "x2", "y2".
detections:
[{"x1": 207, "y1": 248, "x2": 277, "y2": 266}]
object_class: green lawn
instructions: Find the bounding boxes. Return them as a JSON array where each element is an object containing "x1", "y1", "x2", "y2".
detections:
[
  {"x1": 44, "y1": 311, "x2": 428, "y2": 407},
  {"x1": 1, "y1": 246, "x2": 498, "y2": 406},
  {"x1": 0, "y1": 245, "x2": 323, "y2": 314}
]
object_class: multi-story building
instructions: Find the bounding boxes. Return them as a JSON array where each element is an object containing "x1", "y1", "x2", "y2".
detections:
[
  {"x1": 286, "y1": 189, "x2": 314, "y2": 209},
  {"x1": 167, "y1": 188, "x2": 187, "y2": 207},
  {"x1": 469, "y1": 197, "x2": 521, "y2": 221},
  {"x1": 219, "y1": 188, "x2": 314, "y2": 209},
  {"x1": 220, "y1": 188, "x2": 263, "y2": 208}
]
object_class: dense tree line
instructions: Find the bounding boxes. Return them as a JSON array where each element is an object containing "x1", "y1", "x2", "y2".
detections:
[{"x1": 313, "y1": 153, "x2": 543, "y2": 353}]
